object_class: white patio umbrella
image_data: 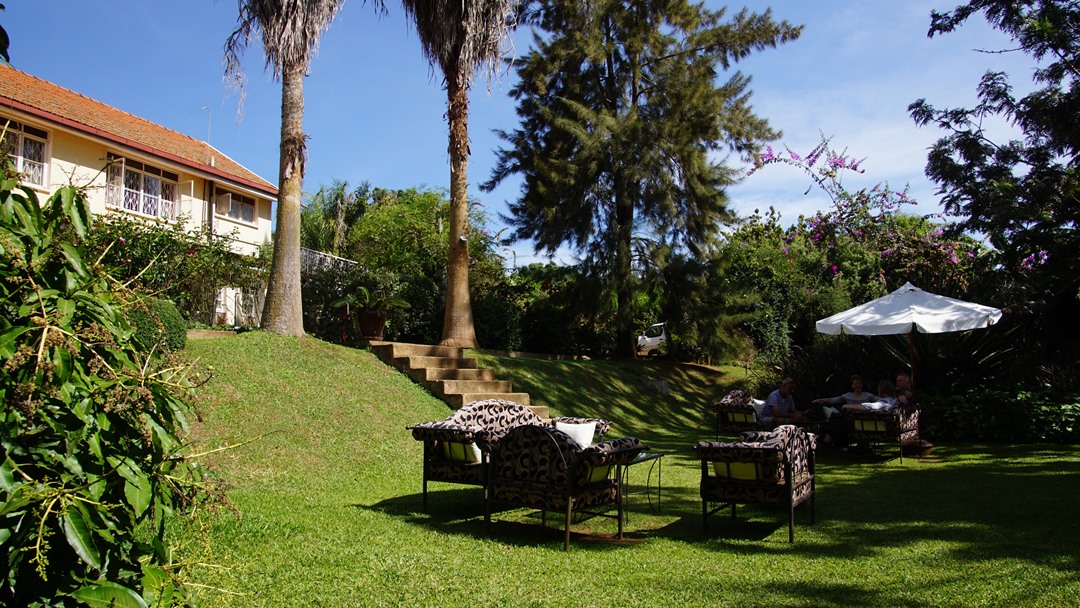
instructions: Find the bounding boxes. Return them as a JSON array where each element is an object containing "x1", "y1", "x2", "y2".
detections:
[{"x1": 815, "y1": 282, "x2": 1003, "y2": 382}]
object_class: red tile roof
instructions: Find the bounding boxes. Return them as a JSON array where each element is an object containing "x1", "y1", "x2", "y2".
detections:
[{"x1": 0, "y1": 64, "x2": 276, "y2": 197}]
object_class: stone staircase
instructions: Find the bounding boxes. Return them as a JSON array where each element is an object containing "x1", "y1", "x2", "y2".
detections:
[{"x1": 368, "y1": 341, "x2": 543, "y2": 417}]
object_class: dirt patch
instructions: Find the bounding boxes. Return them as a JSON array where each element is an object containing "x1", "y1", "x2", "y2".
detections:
[{"x1": 186, "y1": 329, "x2": 237, "y2": 340}]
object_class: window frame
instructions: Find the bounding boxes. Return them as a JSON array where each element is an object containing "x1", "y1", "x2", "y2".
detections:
[
  {"x1": 1, "y1": 117, "x2": 49, "y2": 187},
  {"x1": 214, "y1": 188, "x2": 257, "y2": 225},
  {"x1": 105, "y1": 153, "x2": 179, "y2": 222}
]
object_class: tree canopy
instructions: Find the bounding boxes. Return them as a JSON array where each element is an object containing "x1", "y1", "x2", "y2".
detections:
[
  {"x1": 910, "y1": 0, "x2": 1080, "y2": 373},
  {"x1": 484, "y1": 0, "x2": 801, "y2": 356}
]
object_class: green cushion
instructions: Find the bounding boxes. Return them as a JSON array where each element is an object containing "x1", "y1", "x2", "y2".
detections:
[
  {"x1": 442, "y1": 441, "x2": 481, "y2": 463},
  {"x1": 587, "y1": 464, "x2": 611, "y2": 483},
  {"x1": 727, "y1": 412, "x2": 755, "y2": 423},
  {"x1": 713, "y1": 461, "x2": 763, "y2": 480},
  {"x1": 855, "y1": 420, "x2": 887, "y2": 432}
]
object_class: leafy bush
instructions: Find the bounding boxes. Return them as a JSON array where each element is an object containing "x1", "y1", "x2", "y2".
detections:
[
  {"x1": 473, "y1": 294, "x2": 522, "y2": 351},
  {"x1": 0, "y1": 174, "x2": 211, "y2": 606},
  {"x1": 128, "y1": 298, "x2": 187, "y2": 353},
  {"x1": 84, "y1": 213, "x2": 267, "y2": 325},
  {"x1": 301, "y1": 265, "x2": 410, "y2": 345},
  {"x1": 923, "y1": 386, "x2": 1080, "y2": 443}
]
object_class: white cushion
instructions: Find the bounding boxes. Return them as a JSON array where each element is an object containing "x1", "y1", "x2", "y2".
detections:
[
  {"x1": 751, "y1": 399, "x2": 766, "y2": 419},
  {"x1": 555, "y1": 421, "x2": 596, "y2": 448}
]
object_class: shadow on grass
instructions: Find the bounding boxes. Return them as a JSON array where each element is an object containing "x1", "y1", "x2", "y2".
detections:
[
  {"x1": 357, "y1": 488, "x2": 641, "y2": 551},
  {"x1": 372, "y1": 421, "x2": 1080, "y2": 578}
]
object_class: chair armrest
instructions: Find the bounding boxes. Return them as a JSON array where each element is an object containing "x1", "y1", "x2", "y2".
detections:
[
  {"x1": 579, "y1": 437, "x2": 646, "y2": 467},
  {"x1": 712, "y1": 401, "x2": 757, "y2": 415},
  {"x1": 550, "y1": 416, "x2": 612, "y2": 439},
  {"x1": 407, "y1": 421, "x2": 484, "y2": 444},
  {"x1": 694, "y1": 441, "x2": 784, "y2": 464}
]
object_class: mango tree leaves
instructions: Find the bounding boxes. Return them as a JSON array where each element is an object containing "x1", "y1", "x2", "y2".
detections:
[
  {"x1": 1, "y1": 172, "x2": 204, "y2": 605},
  {"x1": 71, "y1": 581, "x2": 148, "y2": 608},
  {"x1": 62, "y1": 502, "x2": 101, "y2": 571}
]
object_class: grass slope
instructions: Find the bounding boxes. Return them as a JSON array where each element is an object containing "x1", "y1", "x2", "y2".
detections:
[{"x1": 184, "y1": 333, "x2": 1080, "y2": 607}]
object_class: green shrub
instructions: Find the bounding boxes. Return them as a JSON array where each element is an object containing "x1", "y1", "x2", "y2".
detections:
[
  {"x1": 923, "y1": 386, "x2": 1080, "y2": 443},
  {"x1": 84, "y1": 213, "x2": 267, "y2": 325},
  {"x1": 0, "y1": 173, "x2": 211, "y2": 606},
  {"x1": 473, "y1": 295, "x2": 522, "y2": 351},
  {"x1": 128, "y1": 298, "x2": 187, "y2": 353}
]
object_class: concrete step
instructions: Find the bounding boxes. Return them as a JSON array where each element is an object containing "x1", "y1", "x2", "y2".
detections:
[
  {"x1": 367, "y1": 340, "x2": 533, "y2": 414},
  {"x1": 408, "y1": 367, "x2": 496, "y2": 383},
  {"x1": 447, "y1": 391, "x2": 534, "y2": 409},
  {"x1": 395, "y1": 355, "x2": 479, "y2": 370},
  {"x1": 432, "y1": 380, "x2": 513, "y2": 398},
  {"x1": 370, "y1": 341, "x2": 463, "y2": 360}
]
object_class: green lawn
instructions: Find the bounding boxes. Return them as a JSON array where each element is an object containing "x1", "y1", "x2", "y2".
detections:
[{"x1": 182, "y1": 332, "x2": 1080, "y2": 607}]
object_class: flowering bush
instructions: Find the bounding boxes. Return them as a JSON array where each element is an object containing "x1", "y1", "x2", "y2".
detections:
[
  {"x1": 84, "y1": 214, "x2": 267, "y2": 325},
  {"x1": 726, "y1": 138, "x2": 986, "y2": 388}
]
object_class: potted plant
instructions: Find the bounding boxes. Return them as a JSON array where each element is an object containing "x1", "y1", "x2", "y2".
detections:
[{"x1": 332, "y1": 283, "x2": 409, "y2": 341}]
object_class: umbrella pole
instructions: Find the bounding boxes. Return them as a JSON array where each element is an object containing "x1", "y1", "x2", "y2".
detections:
[{"x1": 908, "y1": 330, "x2": 916, "y2": 390}]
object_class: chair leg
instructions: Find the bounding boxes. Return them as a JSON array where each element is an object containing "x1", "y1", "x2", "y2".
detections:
[
  {"x1": 564, "y1": 504, "x2": 572, "y2": 552},
  {"x1": 788, "y1": 499, "x2": 795, "y2": 543},
  {"x1": 422, "y1": 478, "x2": 428, "y2": 513},
  {"x1": 617, "y1": 497, "x2": 625, "y2": 540},
  {"x1": 484, "y1": 491, "x2": 491, "y2": 537},
  {"x1": 702, "y1": 498, "x2": 709, "y2": 533}
]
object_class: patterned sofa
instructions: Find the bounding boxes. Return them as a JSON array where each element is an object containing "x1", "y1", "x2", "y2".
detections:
[
  {"x1": 711, "y1": 389, "x2": 771, "y2": 438},
  {"x1": 485, "y1": 424, "x2": 647, "y2": 551},
  {"x1": 844, "y1": 400, "x2": 920, "y2": 462},
  {"x1": 694, "y1": 424, "x2": 816, "y2": 543},
  {"x1": 407, "y1": 399, "x2": 611, "y2": 511}
]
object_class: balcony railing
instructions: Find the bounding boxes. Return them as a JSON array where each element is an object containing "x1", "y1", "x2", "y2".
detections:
[{"x1": 300, "y1": 247, "x2": 358, "y2": 276}]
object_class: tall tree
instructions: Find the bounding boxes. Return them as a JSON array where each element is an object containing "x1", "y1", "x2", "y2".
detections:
[
  {"x1": 1, "y1": 3, "x2": 10, "y2": 64},
  {"x1": 301, "y1": 179, "x2": 368, "y2": 255},
  {"x1": 400, "y1": 0, "x2": 515, "y2": 348},
  {"x1": 909, "y1": 0, "x2": 1080, "y2": 373},
  {"x1": 224, "y1": 0, "x2": 354, "y2": 337},
  {"x1": 483, "y1": 0, "x2": 801, "y2": 356}
]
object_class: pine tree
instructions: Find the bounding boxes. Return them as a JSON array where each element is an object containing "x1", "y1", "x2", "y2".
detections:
[{"x1": 483, "y1": 0, "x2": 800, "y2": 356}]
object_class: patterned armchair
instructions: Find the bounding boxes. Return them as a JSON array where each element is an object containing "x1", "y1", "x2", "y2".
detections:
[
  {"x1": 407, "y1": 399, "x2": 612, "y2": 511},
  {"x1": 694, "y1": 425, "x2": 816, "y2": 543},
  {"x1": 712, "y1": 389, "x2": 771, "y2": 438},
  {"x1": 485, "y1": 424, "x2": 647, "y2": 551},
  {"x1": 844, "y1": 400, "x2": 920, "y2": 462}
]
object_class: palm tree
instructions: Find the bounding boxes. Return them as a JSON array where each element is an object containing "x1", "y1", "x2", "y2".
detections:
[
  {"x1": 224, "y1": 0, "x2": 358, "y2": 336},
  {"x1": 400, "y1": 0, "x2": 514, "y2": 348},
  {"x1": 301, "y1": 180, "x2": 368, "y2": 256}
]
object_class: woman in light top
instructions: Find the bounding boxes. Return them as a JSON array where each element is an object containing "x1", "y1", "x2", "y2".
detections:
[
  {"x1": 813, "y1": 375, "x2": 879, "y2": 410},
  {"x1": 852, "y1": 380, "x2": 897, "y2": 411}
]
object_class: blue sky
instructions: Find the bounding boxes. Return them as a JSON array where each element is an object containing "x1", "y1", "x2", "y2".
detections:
[{"x1": 5, "y1": 1, "x2": 1032, "y2": 265}]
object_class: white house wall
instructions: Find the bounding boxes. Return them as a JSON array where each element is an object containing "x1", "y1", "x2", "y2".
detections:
[{"x1": 5, "y1": 111, "x2": 272, "y2": 257}]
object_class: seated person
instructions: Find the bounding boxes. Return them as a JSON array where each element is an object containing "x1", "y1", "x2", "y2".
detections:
[
  {"x1": 760, "y1": 377, "x2": 805, "y2": 426},
  {"x1": 813, "y1": 375, "x2": 879, "y2": 417},
  {"x1": 846, "y1": 380, "x2": 897, "y2": 412},
  {"x1": 895, "y1": 373, "x2": 914, "y2": 405}
]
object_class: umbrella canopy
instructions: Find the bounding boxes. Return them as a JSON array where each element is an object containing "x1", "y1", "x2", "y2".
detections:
[{"x1": 816, "y1": 282, "x2": 1002, "y2": 336}]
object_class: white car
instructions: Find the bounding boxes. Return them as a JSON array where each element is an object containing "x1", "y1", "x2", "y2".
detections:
[{"x1": 636, "y1": 322, "x2": 667, "y2": 356}]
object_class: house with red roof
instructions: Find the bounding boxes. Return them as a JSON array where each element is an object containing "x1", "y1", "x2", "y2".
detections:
[{"x1": 1, "y1": 64, "x2": 277, "y2": 325}]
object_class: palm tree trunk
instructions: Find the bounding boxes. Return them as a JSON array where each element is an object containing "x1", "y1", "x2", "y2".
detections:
[
  {"x1": 260, "y1": 63, "x2": 306, "y2": 337},
  {"x1": 441, "y1": 73, "x2": 478, "y2": 348}
]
